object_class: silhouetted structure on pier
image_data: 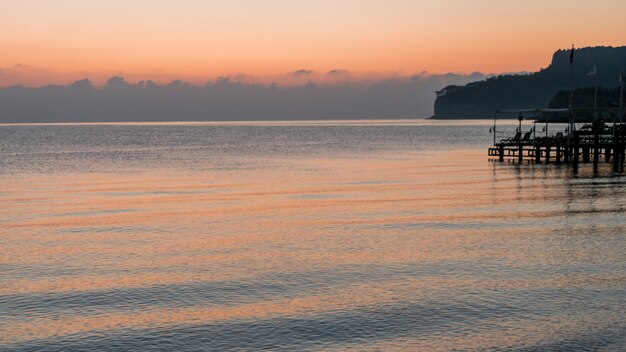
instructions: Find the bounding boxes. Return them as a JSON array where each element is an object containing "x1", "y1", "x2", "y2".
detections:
[{"x1": 489, "y1": 108, "x2": 626, "y2": 173}]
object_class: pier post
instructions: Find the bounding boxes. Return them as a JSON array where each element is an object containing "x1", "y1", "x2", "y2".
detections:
[
  {"x1": 583, "y1": 147, "x2": 590, "y2": 163},
  {"x1": 618, "y1": 130, "x2": 626, "y2": 172},
  {"x1": 605, "y1": 148, "x2": 612, "y2": 162},
  {"x1": 573, "y1": 132, "x2": 580, "y2": 173},
  {"x1": 593, "y1": 129, "x2": 600, "y2": 173},
  {"x1": 556, "y1": 145, "x2": 561, "y2": 164},
  {"x1": 498, "y1": 145, "x2": 504, "y2": 162},
  {"x1": 613, "y1": 128, "x2": 620, "y2": 172},
  {"x1": 564, "y1": 146, "x2": 569, "y2": 162},
  {"x1": 545, "y1": 146, "x2": 551, "y2": 163},
  {"x1": 535, "y1": 146, "x2": 541, "y2": 163},
  {"x1": 518, "y1": 143, "x2": 523, "y2": 163}
]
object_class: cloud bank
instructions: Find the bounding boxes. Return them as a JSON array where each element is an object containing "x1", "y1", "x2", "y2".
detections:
[{"x1": 0, "y1": 71, "x2": 491, "y2": 122}]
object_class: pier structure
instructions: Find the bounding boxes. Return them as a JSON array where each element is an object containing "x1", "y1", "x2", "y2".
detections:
[{"x1": 488, "y1": 108, "x2": 626, "y2": 172}]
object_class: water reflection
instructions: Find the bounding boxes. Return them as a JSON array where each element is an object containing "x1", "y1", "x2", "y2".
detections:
[{"x1": 1, "y1": 122, "x2": 625, "y2": 351}]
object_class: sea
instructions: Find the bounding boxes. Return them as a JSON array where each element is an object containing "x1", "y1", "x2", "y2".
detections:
[{"x1": 1, "y1": 120, "x2": 625, "y2": 351}]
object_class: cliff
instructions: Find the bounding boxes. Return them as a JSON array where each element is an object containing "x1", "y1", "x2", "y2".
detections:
[{"x1": 432, "y1": 46, "x2": 626, "y2": 118}]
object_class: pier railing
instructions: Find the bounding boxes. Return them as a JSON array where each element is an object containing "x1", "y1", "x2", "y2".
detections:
[
  {"x1": 490, "y1": 108, "x2": 626, "y2": 172},
  {"x1": 489, "y1": 121, "x2": 626, "y2": 172}
]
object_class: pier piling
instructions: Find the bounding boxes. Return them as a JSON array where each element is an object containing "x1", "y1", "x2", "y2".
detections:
[
  {"x1": 593, "y1": 129, "x2": 600, "y2": 172},
  {"x1": 574, "y1": 132, "x2": 580, "y2": 171},
  {"x1": 535, "y1": 146, "x2": 541, "y2": 163},
  {"x1": 488, "y1": 108, "x2": 626, "y2": 172},
  {"x1": 613, "y1": 128, "x2": 620, "y2": 172}
]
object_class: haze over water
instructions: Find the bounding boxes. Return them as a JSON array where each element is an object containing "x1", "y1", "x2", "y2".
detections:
[{"x1": 1, "y1": 121, "x2": 625, "y2": 351}]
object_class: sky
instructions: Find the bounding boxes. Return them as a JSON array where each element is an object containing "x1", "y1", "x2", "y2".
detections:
[{"x1": 1, "y1": 0, "x2": 626, "y2": 86}]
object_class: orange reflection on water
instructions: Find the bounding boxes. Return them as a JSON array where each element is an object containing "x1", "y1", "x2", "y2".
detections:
[{"x1": 3, "y1": 147, "x2": 625, "y2": 349}]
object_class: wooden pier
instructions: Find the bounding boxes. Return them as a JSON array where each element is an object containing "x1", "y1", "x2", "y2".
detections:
[{"x1": 489, "y1": 108, "x2": 626, "y2": 172}]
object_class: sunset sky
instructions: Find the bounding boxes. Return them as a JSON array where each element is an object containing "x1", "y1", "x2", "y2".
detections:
[{"x1": 1, "y1": 0, "x2": 625, "y2": 86}]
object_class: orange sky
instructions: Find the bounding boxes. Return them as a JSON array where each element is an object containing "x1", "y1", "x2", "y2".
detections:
[{"x1": 1, "y1": 0, "x2": 625, "y2": 86}]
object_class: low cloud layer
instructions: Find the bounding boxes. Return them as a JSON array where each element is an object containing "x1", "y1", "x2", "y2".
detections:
[{"x1": 0, "y1": 71, "x2": 490, "y2": 122}]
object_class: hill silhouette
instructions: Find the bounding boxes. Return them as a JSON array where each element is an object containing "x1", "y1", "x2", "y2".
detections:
[
  {"x1": 432, "y1": 46, "x2": 626, "y2": 118},
  {"x1": 549, "y1": 86, "x2": 623, "y2": 109}
]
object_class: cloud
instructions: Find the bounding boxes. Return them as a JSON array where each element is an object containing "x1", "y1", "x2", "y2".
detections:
[
  {"x1": 69, "y1": 78, "x2": 94, "y2": 89},
  {"x1": 105, "y1": 76, "x2": 130, "y2": 88},
  {"x1": 0, "y1": 72, "x2": 489, "y2": 122},
  {"x1": 290, "y1": 69, "x2": 314, "y2": 76},
  {"x1": 327, "y1": 69, "x2": 349, "y2": 75}
]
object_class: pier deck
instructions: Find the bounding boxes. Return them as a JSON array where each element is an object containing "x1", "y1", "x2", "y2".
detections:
[{"x1": 489, "y1": 108, "x2": 626, "y2": 172}]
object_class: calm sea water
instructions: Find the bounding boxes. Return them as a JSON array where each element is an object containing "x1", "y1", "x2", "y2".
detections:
[{"x1": 1, "y1": 120, "x2": 625, "y2": 351}]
